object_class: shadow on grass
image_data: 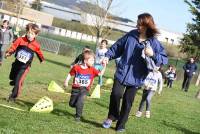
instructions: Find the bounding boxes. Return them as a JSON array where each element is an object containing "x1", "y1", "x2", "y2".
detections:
[
  {"x1": 81, "y1": 118, "x2": 116, "y2": 130},
  {"x1": 51, "y1": 108, "x2": 74, "y2": 117},
  {"x1": 93, "y1": 101, "x2": 109, "y2": 109},
  {"x1": 15, "y1": 99, "x2": 35, "y2": 109},
  {"x1": 81, "y1": 117, "x2": 103, "y2": 128},
  {"x1": 51, "y1": 107, "x2": 106, "y2": 129},
  {"x1": 162, "y1": 120, "x2": 199, "y2": 134},
  {"x1": 45, "y1": 58, "x2": 71, "y2": 68}
]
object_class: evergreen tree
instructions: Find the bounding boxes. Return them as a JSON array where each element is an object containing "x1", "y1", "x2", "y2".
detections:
[{"x1": 181, "y1": 0, "x2": 200, "y2": 59}]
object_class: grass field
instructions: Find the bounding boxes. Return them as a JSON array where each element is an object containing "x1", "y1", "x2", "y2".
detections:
[{"x1": 0, "y1": 51, "x2": 200, "y2": 134}]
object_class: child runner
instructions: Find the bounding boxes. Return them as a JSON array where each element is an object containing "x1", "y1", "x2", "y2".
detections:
[
  {"x1": 0, "y1": 20, "x2": 13, "y2": 66},
  {"x1": 5, "y1": 23, "x2": 44, "y2": 102},
  {"x1": 135, "y1": 66, "x2": 163, "y2": 118},
  {"x1": 166, "y1": 66, "x2": 176, "y2": 88},
  {"x1": 94, "y1": 39, "x2": 108, "y2": 86},
  {"x1": 164, "y1": 65, "x2": 173, "y2": 85},
  {"x1": 64, "y1": 50, "x2": 106, "y2": 121}
]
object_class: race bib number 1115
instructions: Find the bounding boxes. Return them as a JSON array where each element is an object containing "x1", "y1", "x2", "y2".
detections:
[{"x1": 16, "y1": 50, "x2": 32, "y2": 63}]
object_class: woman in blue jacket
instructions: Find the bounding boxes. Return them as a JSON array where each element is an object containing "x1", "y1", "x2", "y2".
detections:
[
  {"x1": 182, "y1": 57, "x2": 198, "y2": 92},
  {"x1": 102, "y1": 13, "x2": 168, "y2": 132}
]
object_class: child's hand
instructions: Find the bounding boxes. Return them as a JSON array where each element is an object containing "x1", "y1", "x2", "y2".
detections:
[
  {"x1": 102, "y1": 57, "x2": 109, "y2": 65},
  {"x1": 5, "y1": 52, "x2": 11, "y2": 59},
  {"x1": 102, "y1": 62, "x2": 107, "y2": 67},
  {"x1": 64, "y1": 80, "x2": 69, "y2": 87}
]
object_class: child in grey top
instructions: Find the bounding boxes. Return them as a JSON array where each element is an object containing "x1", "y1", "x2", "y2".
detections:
[
  {"x1": 136, "y1": 66, "x2": 163, "y2": 118},
  {"x1": 94, "y1": 39, "x2": 108, "y2": 86},
  {"x1": 0, "y1": 20, "x2": 13, "y2": 65}
]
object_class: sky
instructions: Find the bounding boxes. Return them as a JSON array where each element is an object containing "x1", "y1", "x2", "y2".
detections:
[{"x1": 112, "y1": 0, "x2": 193, "y2": 33}]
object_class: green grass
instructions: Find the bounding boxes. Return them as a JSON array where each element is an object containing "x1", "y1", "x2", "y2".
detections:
[{"x1": 0, "y1": 51, "x2": 200, "y2": 134}]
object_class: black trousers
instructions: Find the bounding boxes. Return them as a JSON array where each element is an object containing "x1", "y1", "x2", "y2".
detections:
[
  {"x1": 182, "y1": 73, "x2": 192, "y2": 92},
  {"x1": 107, "y1": 79, "x2": 138, "y2": 130},
  {"x1": 69, "y1": 88, "x2": 88, "y2": 118},
  {"x1": 167, "y1": 79, "x2": 174, "y2": 88},
  {"x1": 9, "y1": 61, "x2": 30, "y2": 98}
]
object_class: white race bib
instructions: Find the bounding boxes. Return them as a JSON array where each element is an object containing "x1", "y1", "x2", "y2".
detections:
[
  {"x1": 74, "y1": 74, "x2": 91, "y2": 87},
  {"x1": 144, "y1": 78, "x2": 156, "y2": 88},
  {"x1": 16, "y1": 50, "x2": 32, "y2": 63}
]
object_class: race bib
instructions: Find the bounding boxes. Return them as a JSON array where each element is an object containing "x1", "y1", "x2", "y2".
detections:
[
  {"x1": 144, "y1": 78, "x2": 156, "y2": 88},
  {"x1": 168, "y1": 73, "x2": 174, "y2": 78},
  {"x1": 16, "y1": 50, "x2": 32, "y2": 63},
  {"x1": 74, "y1": 74, "x2": 91, "y2": 87}
]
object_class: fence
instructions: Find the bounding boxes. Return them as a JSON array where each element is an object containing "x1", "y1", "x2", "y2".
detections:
[{"x1": 37, "y1": 36, "x2": 83, "y2": 58}]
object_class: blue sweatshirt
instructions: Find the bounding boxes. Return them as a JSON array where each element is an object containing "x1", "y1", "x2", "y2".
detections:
[
  {"x1": 183, "y1": 62, "x2": 198, "y2": 77},
  {"x1": 105, "y1": 30, "x2": 168, "y2": 87}
]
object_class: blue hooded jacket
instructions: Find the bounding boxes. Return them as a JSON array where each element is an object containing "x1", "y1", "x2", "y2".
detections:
[
  {"x1": 105, "y1": 30, "x2": 168, "y2": 87},
  {"x1": 183, "y1": 62, "x2": 198, "y2": 77}
]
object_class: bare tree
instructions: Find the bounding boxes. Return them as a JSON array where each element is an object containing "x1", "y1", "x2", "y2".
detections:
[
  {"x1": 0, "y1": 0, "x2": 24, "y2": 26},
  {"x1": 82, "y1": 0, "x2": 114, "y2": 49},
  {"x1": 16, "y1": 0, "x2": 24, "y2": 26}
]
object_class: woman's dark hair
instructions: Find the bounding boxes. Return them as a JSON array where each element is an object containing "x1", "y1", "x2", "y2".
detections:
[{"x1": 137, "y1": 13, "x2": 159, "y2": 38}]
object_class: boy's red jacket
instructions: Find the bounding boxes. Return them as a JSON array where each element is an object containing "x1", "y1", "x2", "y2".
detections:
[
  {"x1": 70, "y1": 65, "x2": 100, "y2": 90},
  {"x1": 7, "y1": 36, "x2": 44, "y2": 64}
]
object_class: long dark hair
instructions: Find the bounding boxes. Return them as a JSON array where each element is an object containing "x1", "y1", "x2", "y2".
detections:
[{"x1": 137, "y1": 13, "x2": 159, "y2": 38}]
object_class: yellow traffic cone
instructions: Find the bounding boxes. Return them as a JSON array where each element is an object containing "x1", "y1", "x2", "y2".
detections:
[
  {"x1": 105, "y1": 78, "x2": 114, "y2": 86},
  {"x1": 30, "y1": 96, "x2": 53, "y2": 113},
  {"x1": 48, "y1": 81, "x2": 65, "y2": 93},
  {"x1": 90, "y1": 84, "x2": 101, "y2": 98}
]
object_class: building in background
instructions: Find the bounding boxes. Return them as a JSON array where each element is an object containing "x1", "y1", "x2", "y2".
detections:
[
  {"x1": 39, "y1": 1, "x2": 182, "y2": 45},
  {"x1": 0, "y1": 0, "x2": 183, "y2": 45}
]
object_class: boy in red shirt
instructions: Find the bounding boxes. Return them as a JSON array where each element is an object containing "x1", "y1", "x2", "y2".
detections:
[
  {"x1": 64, "y1": 50, "x2": 106, "y2": 121},
  {"x1": 5, "y1": 23, "x2": 44, "y2": 102}
]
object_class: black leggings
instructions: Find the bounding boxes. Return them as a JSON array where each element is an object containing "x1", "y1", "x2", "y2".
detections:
[
  {"x1": 69, "y1": 88, "x2": 88, "y2": 118},
  {"x1": 107, "y1": 79, "x2": 138, "y2": 130},
  {"x1": 182, "y1": 73, "x2": 192, "y2": 91},
  {"x1": 9, "y1": 61, "x2": 30, "y2": 98}
]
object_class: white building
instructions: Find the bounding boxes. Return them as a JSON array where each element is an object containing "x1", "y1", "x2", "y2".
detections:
[
  {"x1": 41, "y1": 1, "x2": 82, "y2": 22},
  {"x1": 81, "y1": 13, "x2": 136, "y2": 32},
  {"x1": 158, "y1": 29, "x2": 183, "y2": 45},
  {"x1": 19, "y1": 0, "x2": 184, "y2": 45}
]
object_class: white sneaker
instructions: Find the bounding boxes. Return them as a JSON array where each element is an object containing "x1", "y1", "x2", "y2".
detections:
[
  {"x1": 145, "y1": 111, "x2": 150, "y2": 118},
  {"x1": 135, "y1": 111, "x2": 142, "y2": 118}
]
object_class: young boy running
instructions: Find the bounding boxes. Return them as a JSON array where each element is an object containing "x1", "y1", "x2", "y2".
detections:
[
  {"x1": 64, "y1": 50, "x2": 105, "y2": 121},
  {"x1": 5, "y1": 23, "x2": 44, "y2": 102}
]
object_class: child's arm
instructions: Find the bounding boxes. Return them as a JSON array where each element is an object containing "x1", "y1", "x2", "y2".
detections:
[
  {"x1": 64, "y1": 74, "x2": 71, "y2": 87},
  {"x1": 64, "y1": 65, "x2": 76, "y2": 87},
  {"x1": 35, "y1": 44, "x2": 45, "y2": 63},
  {"x1": 5, "y1": 38, "x2": 21, "y2": 58},
  {"x1": 158, "y1": 73, "x2": 163, "y2": 95},
  {"x1": 98, "y1": 64, "x2": 106, "y2": 76}
]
